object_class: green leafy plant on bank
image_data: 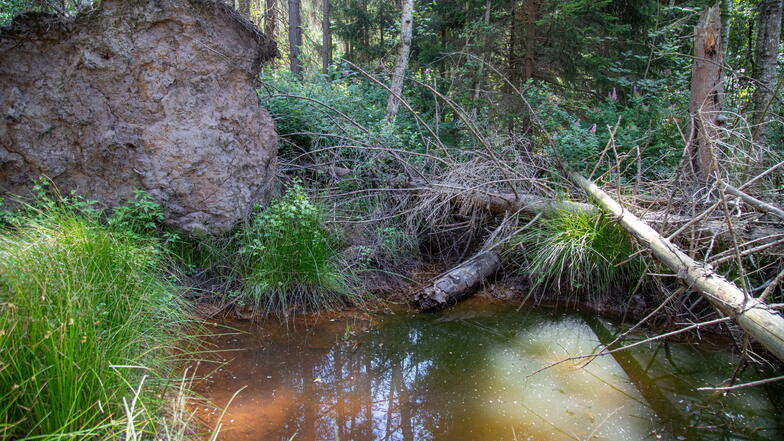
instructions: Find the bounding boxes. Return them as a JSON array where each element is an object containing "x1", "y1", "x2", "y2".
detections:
[
  {"x1": 236, "y1": 182, "x2": 361, "y2": 316},
  {"x1": 512, "y1": 208, "x2": 643, "y2": 303},
  {"x1": 0, "y1": 202, "x2": 190, "y2": 439}
]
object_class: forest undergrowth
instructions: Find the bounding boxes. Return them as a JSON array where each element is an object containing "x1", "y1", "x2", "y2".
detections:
[
  {"x1": 1, "y1": 1, "x2": 784, "y2": 440},
  {"x1": 1, "y1": 62, "x2": 782, "y2": 439}
]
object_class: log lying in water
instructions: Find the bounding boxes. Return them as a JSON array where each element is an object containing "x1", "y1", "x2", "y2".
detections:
[
  {"x1": 413, "y1": 251, "x2": 501, "y2": 311},
  {"x1": 567, "y1": 170, "x2": 784, "y2": 363}
]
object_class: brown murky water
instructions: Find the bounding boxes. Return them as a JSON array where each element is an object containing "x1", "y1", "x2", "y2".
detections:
[{"x1": 195, "y1": 299, "x2": 783, "y2": 441}]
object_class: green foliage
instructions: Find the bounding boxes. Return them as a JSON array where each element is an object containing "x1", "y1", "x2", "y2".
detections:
[
  {"x1": 236, "y1": 182, "x2": 360, "y2": 315},
  {"x1": 0, "y1": 178, "x2": 101, "y2": 227},
  {"x1": 107, "y1": 189, "x2": 164, "y2": 234},
  {"x1": 107, "y1": 189, "x2": 181, "y2": 245},
  {"x1": 0, "y1": 202, "x2": 188, "y2": 439},
  {"x1": 260, "y1": 68, "x2": 430, "y2": 157},
  {"x1": 526, "y1": 83, "x2": 685, "y2": 179},
  {"x1": 0, "y1": 0, "x2": 92, "y2": 26},
  {"x1": 0, "y1": 0, "x2": 35, "y2": 26},
  {"x1": 513, "y1": 208, "x2": 643, "y2": 300}
]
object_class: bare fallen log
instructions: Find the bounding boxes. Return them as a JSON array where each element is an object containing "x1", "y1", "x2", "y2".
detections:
[
  {"x1": 413, "y1": 251, "x2": 501, "y2": 311},
  {"x1": 567, "y1": 170, "x2": 784, "y2": 362}
]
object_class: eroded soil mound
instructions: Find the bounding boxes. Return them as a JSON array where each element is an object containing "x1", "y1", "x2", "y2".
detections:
[{"x1": 0, "y1": 0, "x2": 278, "y2": 233}]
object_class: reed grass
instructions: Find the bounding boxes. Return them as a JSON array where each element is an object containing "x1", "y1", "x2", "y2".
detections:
[{"x1": 0, "y1": 205, "x2": 188, "y2": 439}]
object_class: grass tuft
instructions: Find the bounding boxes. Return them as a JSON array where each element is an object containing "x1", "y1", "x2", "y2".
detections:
[
  {"x1": 513, "y1": 208, "x2": 643, "y2": 302},
  {"x1": 236, "y1": 183, "x2": 361, "y2": 316},
  {"x1": 0, "y1": 204, "x2": 188, "y2": 439}
]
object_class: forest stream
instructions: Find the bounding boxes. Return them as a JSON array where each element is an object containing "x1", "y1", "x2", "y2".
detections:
[{"x1": 194, "y1": 298, "x2": 783, "y2": 441}]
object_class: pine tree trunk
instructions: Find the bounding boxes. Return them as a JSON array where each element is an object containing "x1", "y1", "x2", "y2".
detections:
[
  {"x1": 288, "y1": 0, "x2": 302, "y2": 76},
  {"x1": 265, "y1": 0, "x2": 277, "y2": 42},
  {"x1": 385, "y1": 0, "x2": 415, "y2": 121},
  {"x1": 522, "y1": 0, "x2": 538, "y2": 81},
  {"x1": 322, "y1": 0, "x2": 331, "y2": 74},
  {"x1": 751, "y1": 0, "x2": 783, "y2": 152},
  {"x1": 470, "y1": 0, "x2": 492, "y2": 120},
  {"x1": 685, "y1": 5, "x2": 724, "y2": 180}
]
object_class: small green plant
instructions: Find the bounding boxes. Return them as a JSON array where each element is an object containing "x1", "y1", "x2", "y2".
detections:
[
  {"x1": 237, "y1": 183, "x2": 360, "y2": 315},
  {"x1": 512, "y1": 208, "x2": 643, "y2": 301},
  {"x1": 1, "y1": 178, "x2": 101, "y2": 228},
  {"x1": 108, "y1": 189, "x2": 169, "y2": 239},
  {"x1": 0, "y1": 203, "x2": 188, "y2": 439}
]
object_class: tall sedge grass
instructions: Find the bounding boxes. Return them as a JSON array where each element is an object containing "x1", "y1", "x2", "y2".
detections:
[
  {"x1": 0, "y1": 206, "x2": 188, "y2": 439},
  {"x1": 514, "y1": 208, "x2": 642, "y2": 302},
  {"x1": 236, "y1": 183, "x2": 362, "y2": 316}
]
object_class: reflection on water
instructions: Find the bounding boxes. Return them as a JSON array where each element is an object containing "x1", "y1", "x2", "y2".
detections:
[{"x1": 196, "y1": 299, "x2": 783, "y2": 441}]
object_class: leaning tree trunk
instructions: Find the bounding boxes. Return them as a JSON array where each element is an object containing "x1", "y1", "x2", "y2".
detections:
[
  {"x1": 686, "y1": 5, "x2": 724, "y2": 181},
  {"x1": 322, "y1": 0, "x2": 331, "y2": 74},
  {"x1": 288, "y1": 0, "x2": 302, "y2": 76},
  {"x1": 751, "y1": 0, "x2": 783, "y2": 153},
  {"x1": 385, "y1": 0, "x2": 415, "y2": 121},
  {"x1": 567, "y1": 169, "x2": 784, "y2": 363}
]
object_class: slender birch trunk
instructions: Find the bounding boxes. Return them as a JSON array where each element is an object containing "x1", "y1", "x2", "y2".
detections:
[{"x1": 385, "y1": 0, "x2": 415, "y2": 121}]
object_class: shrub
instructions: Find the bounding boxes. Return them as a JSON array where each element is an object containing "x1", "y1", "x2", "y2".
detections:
[
  {"x1": 0, "y1": 205, "x2": 188, "y2": 439},
  {"x1": 512, "y1": 208, "x2": 643, "y2": 302},
  {"x1": 107, "y1": 189, "x2": 167, "y2": 239},
  {"x1": 236, "y1": 183, "x2": 360, "y2": 315}
]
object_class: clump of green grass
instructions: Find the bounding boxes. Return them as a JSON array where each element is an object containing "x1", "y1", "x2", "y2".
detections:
[
  {"x1": 513, "y1": 208, "x2": 642, "y2": 300},
  {"x1": 0, "y1": 205, "x2": 188, "y2": 439},
  {"x1": 236, "y1": 183, "x2": 361, "y2": 316}
]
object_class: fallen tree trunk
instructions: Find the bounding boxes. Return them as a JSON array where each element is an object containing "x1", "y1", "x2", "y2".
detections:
[
  {"x1": 410, "y1": 178, "x2": 782, "y2": 312},
  {"x1": 722, "y1": 182, "x2": 784, "y2": 221},
  {"x1": 567, "y1": 170, "x2": 784, "y2": 363},
  {"x1": 401, "y1": 179, "x2": 781, "y2": 246},
  {"x1": 413, "y1": 251, "x2": 501, "y2": 311},
  {"x1": 402, "y1": 178, "x2": 597, "y2": 217}
]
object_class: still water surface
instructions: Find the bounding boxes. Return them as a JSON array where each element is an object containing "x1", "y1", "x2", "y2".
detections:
[{"x1": 196, "y1": 299, "x2": 783, "y2": 441}]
